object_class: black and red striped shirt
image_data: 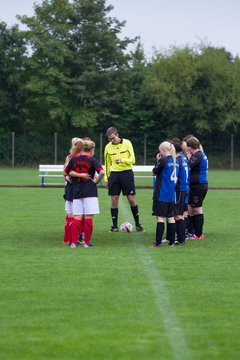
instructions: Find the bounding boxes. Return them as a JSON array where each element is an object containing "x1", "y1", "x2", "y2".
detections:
[{"x1": 64, "y1": 154, "x2": 103, "y2": 199}]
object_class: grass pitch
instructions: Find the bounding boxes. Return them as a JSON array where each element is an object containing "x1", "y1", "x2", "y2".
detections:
[{"x1": 0, "y1": 183, "x2": 239, "y2": 359}]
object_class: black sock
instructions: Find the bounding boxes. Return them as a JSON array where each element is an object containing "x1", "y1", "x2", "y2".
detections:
[
  {"x1": 156, "y1": 222, "x2": 164, "y2": 245},
  {"x1": 184, "y1": 216, "x2": 189, "y2": 236},
  {"x1": 131, "y1": 205, "x2": 140, "y2": 226},
  {"x1": 176, "y1": 219, "x2": 185, "y2": 244},
  {"x1": 167, "y1": 222, "x2": 176, "y2": 245},
  {"x1": 111, "y1": 208, "x2": 118, "y2": 228},
  {"x1": 192, "y1": 214, "x2": 204, "y2": 237},
  {"x1": 188, "y1": 215, "x2": 194, "y2": 235}
]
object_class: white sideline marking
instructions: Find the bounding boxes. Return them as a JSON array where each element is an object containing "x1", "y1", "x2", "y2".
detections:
[{"x1": 119, "y1": 196, "x2": 191, "y2": 360}]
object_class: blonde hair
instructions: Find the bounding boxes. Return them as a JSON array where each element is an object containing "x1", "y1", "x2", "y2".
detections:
[
  {"x1": 82, "y1": 139, "x2": 95, "y2": 152},
  {"x1": 71, "y1": 138, "x2": 83, "y2": 156},
  {"x1": 159, "y1": 141, "x2": 176, "y2": 170}
]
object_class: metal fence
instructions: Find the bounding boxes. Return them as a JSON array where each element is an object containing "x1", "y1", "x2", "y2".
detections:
[{"x1": 0, "y1": 132, "x2": 239, "y2": 169}]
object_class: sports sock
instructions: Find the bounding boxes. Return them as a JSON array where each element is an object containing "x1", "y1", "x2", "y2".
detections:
[
  {"x1": 71, "y1": 218, "x2": 83, "y2": 245},
  {"x1": 188, "y1": 215, "x2": 194, "y2": 235},
  {"x1": 84, "y1": 218, "x2": 93, "y2": 246},
  {"x1": 176, "y1": 219, "x2": 185, "y2": 243},
  {"x1": 192, "y1": 214, "x2": 204, "y2": 237},
  {"x1": 64, "y1": 215, "x2": 73, "y2": 243},
  {"x1": 184, "y1": 216, "x2": 189, "y2": 237},
  {"x1": 167, "y1": 222, "x2": 176, "y2": 245},
  {"x1": 131, "y1": 205, "x2": 140, "y2": 226},
  {"x1": 111, "y1": 208, "x2": 118, "y2": 228},
  {"x1": 155, "y1": 222, "x2": 164, "y2": 245}
]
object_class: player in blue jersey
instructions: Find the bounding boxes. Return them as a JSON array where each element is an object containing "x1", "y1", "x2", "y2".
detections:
[
  {"x1": 150, "y1": 141, "x2": 178, "y2": 248},
  {"x1": 186, "y1": 137, "x2": 208, "y2": 239},
  {"x1": 171, "y1": 138, "x2": 189, "y2": 245}
]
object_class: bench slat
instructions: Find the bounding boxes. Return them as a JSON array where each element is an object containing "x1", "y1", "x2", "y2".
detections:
[{"x1": 39, "y1": 164, "x2": 154, "y2": 187}]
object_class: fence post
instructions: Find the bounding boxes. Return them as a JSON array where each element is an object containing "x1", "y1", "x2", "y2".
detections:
[
  {"x1": 144, "y1": 134, "x2": 147, "y2": 165},
  {"x1": 12, "y1": 132, "x2": 15, "y2": 168},
  {"x1": 230, "y1": 134, "x2": 234, "y2": 169},
  {"x1": 54, "y1": 132, "x2": 58, "y2": 164}
]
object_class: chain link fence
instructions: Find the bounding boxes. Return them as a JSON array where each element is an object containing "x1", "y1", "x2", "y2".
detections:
[{"x1": 0, "y1": 132, "x2": 239, "y2": 169}]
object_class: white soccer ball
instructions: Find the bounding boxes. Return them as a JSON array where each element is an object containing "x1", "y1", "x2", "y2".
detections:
[{"x1": 120, "y1": 222, "x2": 133, "y2": 233}]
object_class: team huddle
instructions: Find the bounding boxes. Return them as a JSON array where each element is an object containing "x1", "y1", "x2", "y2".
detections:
[{"x1": 63, "y1": 127, "x2": 208, "y2": 248}]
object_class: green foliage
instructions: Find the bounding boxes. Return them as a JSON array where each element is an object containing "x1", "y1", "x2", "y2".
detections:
[{"x1": 0, "y1": 2, "x2": 240, "y2": 163}]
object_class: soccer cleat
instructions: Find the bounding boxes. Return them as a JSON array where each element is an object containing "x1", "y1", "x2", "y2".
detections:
[
  {"x1": 174, "y1": 241, "x2": 185, "y2": 246},
  {"x1": 162, "y1": 239, "x2": 169, "y2": 243},
  {"x1": 150, "y1": 243, "x2": 161, "y2": 248},
  {"x1": 192, "y1": 234, "x2": 205, "y2": 240},
  {"x1": 78, "y1": 234, "x2": 84, "y2": 245},
  {"x1": 187, "y1": 233, "x2": 195, "y2": 240},
  {"x1": 135, "y1": 225, "x2": 145, "y2": 232},
  {"x1": 84, "y1": 243, "x2": 94, "y2": 248},
  {"x1": 63, "y1": 240, "x2": 69, "y2": 245},
  {"x1": 109, "y1": 226, "x2": 119, "y2": 232},
  {"x1": 70, "y1": 243, "x2": 78, "y2": 248},
  {"x1": 168, "y1": 243, "x2": 176, "y2": 247}
]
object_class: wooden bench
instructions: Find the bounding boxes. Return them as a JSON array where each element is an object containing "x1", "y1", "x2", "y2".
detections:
[{"x1": 39, "y1": 164, "x2": 154, "y2": 188}]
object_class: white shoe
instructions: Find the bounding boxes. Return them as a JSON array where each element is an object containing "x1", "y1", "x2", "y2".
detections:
[
  {"x1": 70, "y1": 243, "x2": 78, "y2": 248},
  {"x1": 162, "y1": 239, "x2": 169, "y2": 243}
]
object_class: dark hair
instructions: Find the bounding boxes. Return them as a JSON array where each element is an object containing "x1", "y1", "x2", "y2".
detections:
[
  {"x1": 183, "y1": 134, "x2": 195, "y2": 142},
  {"x1": 170, "y1": 138, "x2": 182, "y2": 153},
  {"x1": 186, "y1": 137, "x2": 201, "y2": 149},
  {"x1": 106, "y1": 127, "x2": 118, "y2": 137}
]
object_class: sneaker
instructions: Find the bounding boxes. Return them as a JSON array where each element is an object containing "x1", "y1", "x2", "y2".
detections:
[
  {"x1": 70, "y1": 243, "x2": 78, "y2": 248},
  {"x1": 187, "y1": 233, "x2": 195, "y2": 240},
  {"x1": 168, "y1": 243, "x2": 176, "y2": 247},
  {"x1": 84, "y1": 243, "x2": 94, "y2": 248},
  {"x1": 150, "y1": 243, "x2": 161, "y2": 248},
  {"x1": 109, "y1": 226, "x2": 119, "y2": 232},
  {"x1": 135, "y1": 225, "x2": 145, "y2": 232},
  {"x1": 192, "y1": 234, "x2": 204, "y2": 240},
  {"x1": 175, "y1": 241, "x2": 185, "y2": 246},
  {"x1": 78, "y1": 236, "x2": 84, "y2": 245},
  {"x1": 162, "y1": 239, "x2": 169, "y2": 243},
  {"x1": 78, "y1": 233, "x2": 85, "y2": 244}
]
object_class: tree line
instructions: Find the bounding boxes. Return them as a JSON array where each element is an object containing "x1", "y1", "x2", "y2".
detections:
[{"x1": 0, "y1": 0, "x2": 240, "y2": 167}]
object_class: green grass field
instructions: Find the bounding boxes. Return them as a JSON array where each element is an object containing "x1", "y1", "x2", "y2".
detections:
[{"x1": 0, "y1": 169, "x2": 239, "y2": 359}]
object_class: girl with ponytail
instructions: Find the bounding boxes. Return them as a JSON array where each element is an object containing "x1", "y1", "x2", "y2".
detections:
[{"x1": 150, "y1": 141, "x2": 179, "y2": 248}]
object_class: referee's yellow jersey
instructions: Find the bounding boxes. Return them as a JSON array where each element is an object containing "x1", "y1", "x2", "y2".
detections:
[{"x1": 104, "y1": 138, "x2": 135, "y2": 181}]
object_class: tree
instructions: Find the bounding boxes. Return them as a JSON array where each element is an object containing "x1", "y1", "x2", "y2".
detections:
[
  {"x1": 19, "y1": 0, "x2": 136, "y2": 134},
  {"x1": 0, "y1": 22, "x2": 28, "y2": 134}
]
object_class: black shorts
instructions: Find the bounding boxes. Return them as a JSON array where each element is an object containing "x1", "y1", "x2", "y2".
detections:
[
  {"x1": 108, "y1": 170, "x2": 136, "y2": 196},
  {"x1": 152, "y1": 200, "x2": 175, "y2": 218},
  {"x1": 174, "y1": 191, "x2": 187, "y2": 216},
  {"x1": 189, "y1": 184, "x2": 208, "y2": 208}
]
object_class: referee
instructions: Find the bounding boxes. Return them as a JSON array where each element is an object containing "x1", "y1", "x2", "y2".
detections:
[{"x1": 104, "y1": 127, "x2": 144, "y2": 232}]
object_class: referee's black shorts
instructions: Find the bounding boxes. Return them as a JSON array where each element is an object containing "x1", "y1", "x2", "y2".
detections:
[{"x1": 108, "y1": 170, "x2": 136, "y2": 196}]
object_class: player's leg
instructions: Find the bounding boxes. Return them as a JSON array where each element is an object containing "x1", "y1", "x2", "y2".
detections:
[{"x1": 108, "y1": 172, "x2": 121, "y2": 231}]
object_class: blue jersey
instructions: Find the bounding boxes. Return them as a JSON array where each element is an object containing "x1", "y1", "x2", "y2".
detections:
[
  {"x1": 175, "y1": 152, "x2": 190, "y2": 193},
  {"x1": 189, "y1": 151, "x2": 208, "y2": 185},
  {"x1": 153, "y1": 156, "x2": 179, "y2": 202}
]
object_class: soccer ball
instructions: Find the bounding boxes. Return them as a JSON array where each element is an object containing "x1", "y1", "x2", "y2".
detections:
[{"x1": 120, "y1": 222, "x2": 133, "y2": 233}]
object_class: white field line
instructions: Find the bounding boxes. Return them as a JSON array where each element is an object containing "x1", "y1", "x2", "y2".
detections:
[{"x1": 119, "y1": 196, "x2": 191, "y2": 360}]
